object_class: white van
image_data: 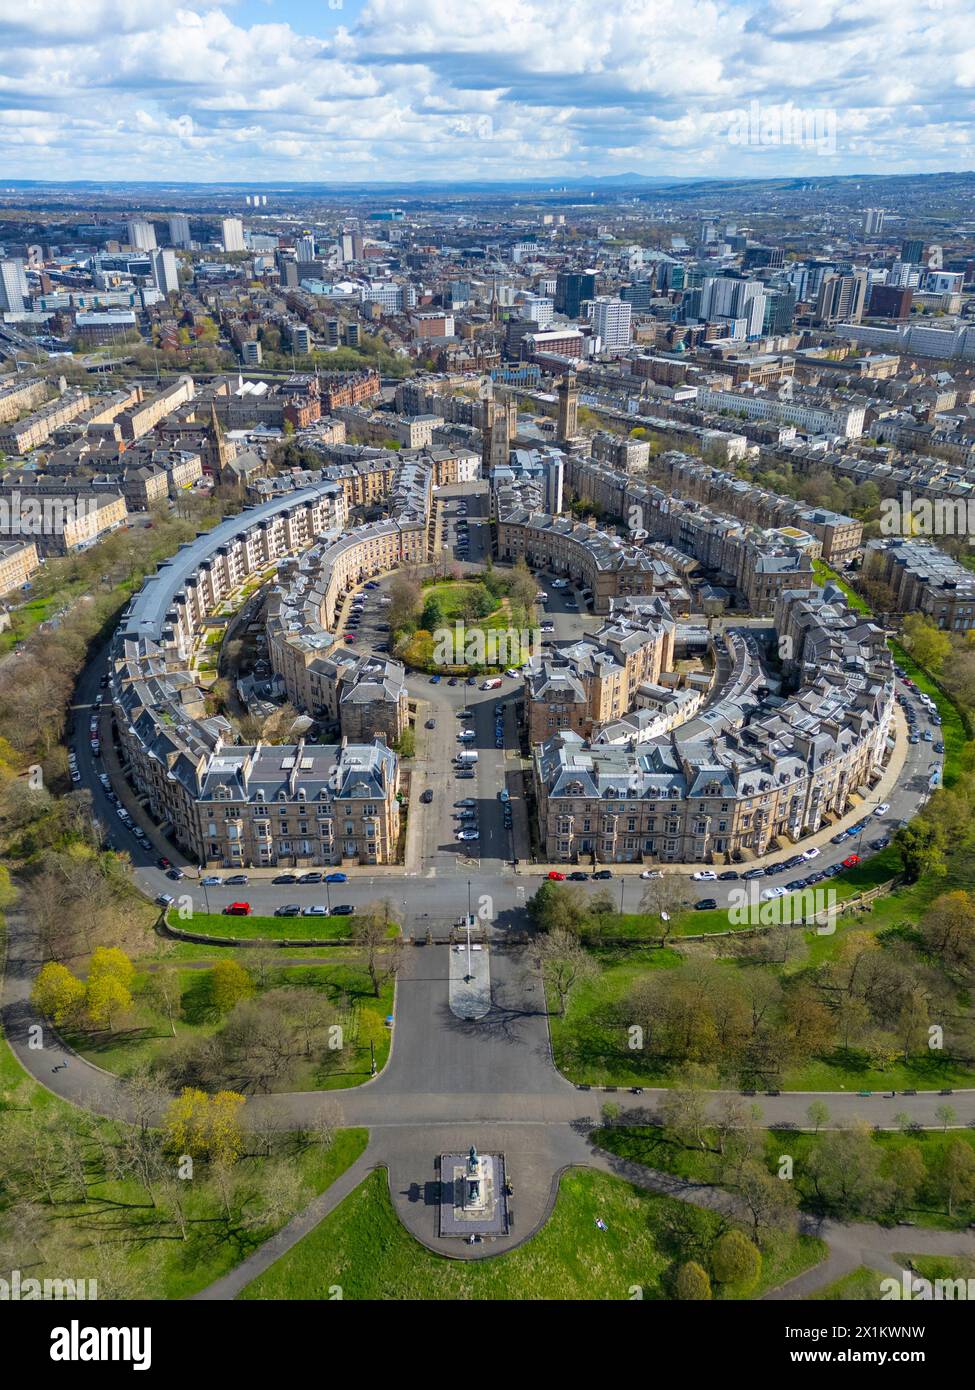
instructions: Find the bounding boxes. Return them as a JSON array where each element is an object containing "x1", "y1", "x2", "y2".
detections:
[{"x1": 456, "y1": 750, "x2": 479, "y2": 764}]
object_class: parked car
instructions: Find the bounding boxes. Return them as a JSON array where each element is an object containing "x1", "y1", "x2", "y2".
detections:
[
  {"x1": 742, "y1": 867, "x2": 765, "y2": 880},
  {"x1": 761, "y1": 886, "x2": 787, "y2": 901},
  {"x1": 224, "y1": 902, "x2": 251, "y2": 916},
  {"x1": 330, "y1": 904, "x2": 355, "y2": 916},
  {"x1": 325, "y1": 872, "x2": 348, "y2": 883},
  {"x1": 425, "y1": 718, "x2": 436, "y2": 729},
  {"x1": 200, "y1": 875, "x2": 222, "y2": 886},
  {"x1": 842, "y1": 854, "x2": 861, "y2": 868},
  {"x1": 298, "y1": 872, "x2": 323, "y2": 884},
  {"x1": 155, "y1": 892, "x2": 175, "y2": 907},
  {"x1": 275, "y1": 904, "x2": 302, "y2": 917},
  {"x1": 695, "y1": 898, "x2": 718, "y2": 910},
  {"x1": 547, "y1": 870, "x2": 566, "y2": 881},
  {"x1": 592, "y1": 869, "x2": 613, "y2": 880},
  {"x1": 874, "y1": 803, "x2": 890, "y2": 817},
  {"x1": 303, "y1": 905, "x2": 329, "y2": 916},
  {"x1": 157, "y1": 856, "x2": 171, "y2": 870},
  {"x1": 640, "y1": 869, "x2": 661, "y2": 880},
  {"x1": 420, "y1": 788, "x2": 434, "y2": 803},
  {"x1": 166, "y1": 867, "x2": 184, "y2": 881},
  {"x1": 567, "y1": 871, "x2": 589, "y2": 881},
  {"x1": 224, "y1": 874, "x2": 249, "y2": 886},
  {"x1": 273, "y1": 873, "x2": 297, "y2": 884},
  {"x1": 717, "y1": 870, "x2": 739, "y2": 881},
  {"x1": 802, "y1": 847, "x2": 821, "y2": 860},
  {"x1": 693, "y1": 869, "x2": 717, "y2": 881}
]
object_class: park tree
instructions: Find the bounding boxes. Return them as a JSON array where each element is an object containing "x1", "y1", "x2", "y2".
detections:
[
  {"x1": 934, "y1": 1140, "x2": 975, "y2": 1217},
  {"x1": 711, "y1": 1229, "x2": 762, "y2": 1291},
  {"x1": 209, "y1": 959, "x2": 255, "y2": 1015},
  {"x1": 536, "y1": 928, "x2": 597, "y2": 1018},
  {"x1": 674, "y1": 1261, "x2": 712, "y2": 1300},
  {"x1": 920, "y1": 891, "x2": 975, "y2": 973},
  {"x1": 805, "y1": 1124, "x2": 886, "y2": 1220},
  {"x1": 388, "y1": 573, "x2": 422, "y2": 634},
  {"x1": 163, "y1": 1087, "x2": 246, "y2": 1165},
  {"x1": 528, "y1": 880, "x2": 590, "y2": 937},
  {"x1": 902, "y1": 614, "x2": 951, "y2": 673},
  {"x1": 735, "y1": 1159, "x2": 799, "y2": 1243},
  {"x1": 353, "y1": 911, "x2": 404, "y2": 997},
  {"x1": 896, "y1": 819, "x2": 947, "y2": 884},
  {"x1": 143, "y1": 966, "x2": 183, "y2": 1039},
  {"x1": 881, "y1": 1142, "x2": 925, "y2": 1219},
  {"x1": 31, "y1": 961, "x2": 85, "y2": 1028}
]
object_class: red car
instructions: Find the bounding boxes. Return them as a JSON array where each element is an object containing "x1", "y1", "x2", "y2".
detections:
[
  {"x1": 547, "y1": 870, "x2": 566, "y2": 881},
  {"x1": 224, "y1": 902, "x2": 252, "y2": 916},
  {"x1": 842, "y1": 854, "x2": 860, "y2": 868}
]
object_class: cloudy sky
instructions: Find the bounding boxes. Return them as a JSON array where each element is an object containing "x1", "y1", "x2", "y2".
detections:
[{"x1": 0, "y1": 0, "x2": 973, "y2": 183}]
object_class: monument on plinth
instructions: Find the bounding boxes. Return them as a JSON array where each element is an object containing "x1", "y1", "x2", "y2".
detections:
[{"x1": 439, "y1": 1142, "x2": 509, "y2": 1239}]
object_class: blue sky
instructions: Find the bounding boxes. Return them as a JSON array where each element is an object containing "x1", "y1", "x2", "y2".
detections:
[{"x1": 0, "y1": 0, "x2": 973, "y2": 183}]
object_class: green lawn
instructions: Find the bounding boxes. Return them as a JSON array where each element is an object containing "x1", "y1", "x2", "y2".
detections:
[
  {"x1": 811, "y1": 1267, "x2": 890, "y2": 1300},
  {"x1": 168, "y1": 909, "x2": 398, "y2": 942},
  {"x1": 595, "y1": 1127, "x2": 975, "y2": 1231},
  {"x1": 0, "y1": 1033, "x2": 368, "y2": 1299},
  {"x1": 239, "y1": 1166, "x2": 826, "y2": 1301},
  {"x1": 889, "y1": 641, "x2": 967, "y2": 786},
  {"x1": 813, "y1": 559, "x2": 871, "y2": 614},
  {"x1": 65, "y1": 961, "x2": 394, "y2": 1091}
]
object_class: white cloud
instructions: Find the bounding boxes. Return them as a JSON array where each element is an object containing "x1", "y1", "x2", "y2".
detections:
[{"x1": 0, "y1": 0, "x2": 971, "y2": 179}]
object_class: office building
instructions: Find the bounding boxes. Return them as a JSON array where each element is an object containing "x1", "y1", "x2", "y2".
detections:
[
  {"x1": 0, "y1": 258, "x2": 28, "y2": 313},
  {"x1": 150, "y1": 249, "x2": 180, "y2": 297},
  {"x1": 168, "y1": 214, "x2": 192, "y2": 249},
  {"x1": 126, "y1": 219, "x2": 157, "y2": 252},
  {"x1": 555, "y1": 271, "x2": 597, "y2": 318},
  {"x1": 221, "y1": 217, "x2": 246, "y2": 253},
  {"x1": 589, "y1": 296, "x2": 633, "y2": 352}
]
